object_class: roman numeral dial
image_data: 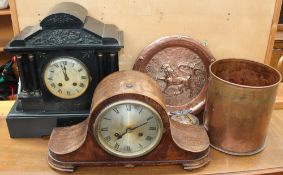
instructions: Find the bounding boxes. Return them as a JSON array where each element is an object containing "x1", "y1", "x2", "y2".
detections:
[
  {"x1": 43, "y1": 56, "x2": 90, "y2": 99},
  {"x1": 94, "y1": 100, "x2": 164, "y2": 158}
]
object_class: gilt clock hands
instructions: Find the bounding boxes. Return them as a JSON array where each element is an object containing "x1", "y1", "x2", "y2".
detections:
[
  {"x1": 116, "y1": 121, "x2": 149, "y2": 140},
  {"x1": 60, "y1": 64, "x2": 69, "y2": 81}
]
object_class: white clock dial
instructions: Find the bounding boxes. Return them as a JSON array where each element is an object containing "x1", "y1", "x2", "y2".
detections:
[
  {"x1": 94, "y1": 100, "x2": 164, "y2": 158},
  {"x1": 43, "y1": 56, "x2": 90, "y2": 99}
]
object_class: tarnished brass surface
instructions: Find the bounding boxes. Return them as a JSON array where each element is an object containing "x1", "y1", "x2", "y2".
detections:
[{"x1": 204, "y1": 59, "x2": 282, "y2": 155}]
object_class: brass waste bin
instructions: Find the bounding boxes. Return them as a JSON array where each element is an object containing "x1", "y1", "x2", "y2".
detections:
[{"x1": 204, "y1": 58, "x2": 282, "y2": 155}]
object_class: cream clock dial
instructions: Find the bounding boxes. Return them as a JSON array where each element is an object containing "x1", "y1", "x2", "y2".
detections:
[
  {"x1": 94, "y1": 100, "x2": 164, "y2": 158},
  {"x1": 43, "y1": 56, "x2": 90, "y2": 99}
]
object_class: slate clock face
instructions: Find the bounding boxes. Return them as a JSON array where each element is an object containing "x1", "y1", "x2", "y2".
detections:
[
  {"x1": 93, "y1": 100, "x2": 164, "y2": 158},
  {"x1": 43, "y1": 56, "x2": 90, "y2": 99}
]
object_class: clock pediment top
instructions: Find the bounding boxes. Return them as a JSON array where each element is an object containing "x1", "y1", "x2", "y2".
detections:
[
  {"x1": 4, "y1": 2, "x2": 123, "y2": 51},
  {"x1": 40, "y1": 2, "x2": 87, "y2": 29}
]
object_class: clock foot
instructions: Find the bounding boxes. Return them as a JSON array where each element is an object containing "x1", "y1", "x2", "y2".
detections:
[
  {"x1": 48, "y1": 152, "x2": 75, "y2": 172},
  {"x1": 182, "y1": 152, "x2": 210, "y2": 171},
  {"x1": 124, "y1": 164, "x2": 135, "y2": 168}
]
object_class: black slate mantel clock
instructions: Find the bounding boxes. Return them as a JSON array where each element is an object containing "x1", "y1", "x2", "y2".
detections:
[{"x1": 4, "y1": 2, "x2": 124, "y2": 138}]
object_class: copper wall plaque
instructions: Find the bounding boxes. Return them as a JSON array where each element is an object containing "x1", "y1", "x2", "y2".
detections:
[{"x1": 133, "y1": 36, "x2": 215, "y2": 114}]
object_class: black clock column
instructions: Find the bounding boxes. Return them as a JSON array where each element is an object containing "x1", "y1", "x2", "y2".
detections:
[
  {"x1": 28, "y1": 54, "x2": 40, "y2": 95},
  {"x1": 16, "y1": 55, "x2": 29, "y2": 94}
]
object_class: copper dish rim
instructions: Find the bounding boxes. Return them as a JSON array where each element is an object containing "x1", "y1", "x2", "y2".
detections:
[{"x1": 133, "y1": 35, "x2": 215, "y2": 114}]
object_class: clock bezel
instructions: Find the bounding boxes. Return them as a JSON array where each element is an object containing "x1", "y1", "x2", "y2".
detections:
[
  {"x1": 93, "y1": 99, "x2": 164, "y2": 158},
  {"x1": 42, "y1": 56, "x2": 91, "y2": 100}
]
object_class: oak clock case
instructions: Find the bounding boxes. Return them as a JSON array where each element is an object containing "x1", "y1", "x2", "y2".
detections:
[
  {"x1": 4, "y1": 2, "x2": 124, "y2": 138},
  {"x1": 48, "y1": 71, "x2": 210, "y2": 172}
]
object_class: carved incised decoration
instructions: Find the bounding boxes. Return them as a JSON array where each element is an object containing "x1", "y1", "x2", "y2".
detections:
[
  {"x1": 27, "y1": 29, "x2": 102, "y2": 46},
  {"x1": 43, "y1": 14, "x2": 77, "y2": 26},
  {"x1": 145, "y1": 47, "x2": 206, "y2": 106}
]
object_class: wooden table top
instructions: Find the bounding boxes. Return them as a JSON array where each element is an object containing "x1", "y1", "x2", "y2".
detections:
[{"x1": 1, "y1": 101, "x2": 283, "y2": 175}]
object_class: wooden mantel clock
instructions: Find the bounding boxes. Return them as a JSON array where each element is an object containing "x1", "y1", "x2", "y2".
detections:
[
  {"x1": 4, "y1": 2, "x2": 123, "y2": 138},
  {"x1": 48, "y1": 71, "x2": 210, "y2": 172}
]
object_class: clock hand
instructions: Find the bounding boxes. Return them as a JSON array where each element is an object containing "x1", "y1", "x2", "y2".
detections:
[
  {"x1": 63, "y1": 64, "x2": 70, "y2": 81},
  {"x1": 129, "y1": 121, "x2": 148, "y2": 131},
  {"x1": 116, "y1": 128, "x2": 131, "y2": 140},
  {"x1": 116, "y1": 121, "x2": 149, "y2": 140},
  {"x1": 60, "y1": 64, "x2": 69, "y2": 81}
]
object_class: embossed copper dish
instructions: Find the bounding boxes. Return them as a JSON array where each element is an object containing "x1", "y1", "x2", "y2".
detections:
[{"x1": 133, "y1": 36, "x2": 215, "y2": 114}]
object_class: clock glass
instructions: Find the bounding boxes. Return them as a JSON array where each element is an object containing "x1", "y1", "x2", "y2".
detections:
[
  {"x1": 94, "y1": 100, "x2": 164, "y2": 158},
  {"x1": 43, "y1": 56, "x2": 90, "y2": 99}
]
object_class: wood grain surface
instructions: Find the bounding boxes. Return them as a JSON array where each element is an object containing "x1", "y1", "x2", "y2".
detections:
[
  {"x1": 275, "y1": 84, "x2": 283, "y2": 109},
  {"x1": 1, "y1": 101, "x2": 283, "y2": 174},
  {"x1": 48, "y1": 71, "x2": 209, "y2": 171},
  {"x1": 264, "y1": 0, "x2": 282, "y2": 65}
]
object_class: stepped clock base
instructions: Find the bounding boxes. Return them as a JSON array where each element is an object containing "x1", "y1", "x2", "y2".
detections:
[
  {"x1": 47, "y1": 150, "x2": 210, "y2": 172},
  {"x1": 6, "y1": 101, "x2": 88, "y2": 138}
]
